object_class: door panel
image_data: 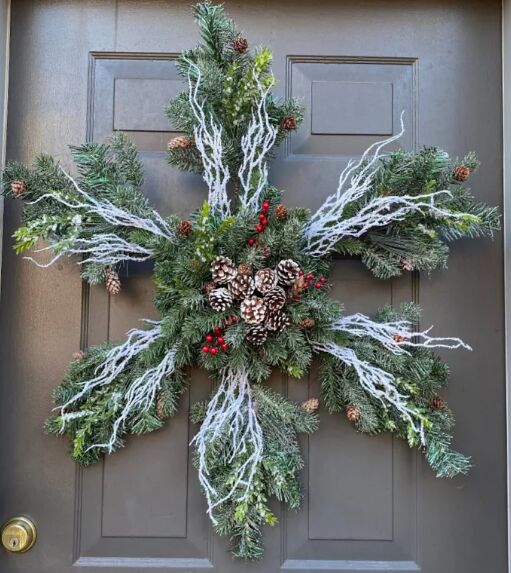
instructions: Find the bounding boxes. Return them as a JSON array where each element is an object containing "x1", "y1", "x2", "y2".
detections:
[{"x1": 0, "y1": 1, "x2": 505, "y2": 573}]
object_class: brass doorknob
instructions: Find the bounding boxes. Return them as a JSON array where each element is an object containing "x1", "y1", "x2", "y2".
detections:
[{"x1": 1, "y1": 516, "x2": 36, "y2": 553}]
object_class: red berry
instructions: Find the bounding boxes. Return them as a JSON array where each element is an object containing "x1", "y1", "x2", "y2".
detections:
[
  {"x1": 248, "y1": 238, "x2": 256, "y2": 246},
  {"x1": 205, "y1": 334, "x2": 214, "y2": 343},
  {"x1": 213, "y1": 327, "x2": 223, "y2": 336},
  {"x1": 319, "y1": 275, "x2": 326, "y2": 282},
  {"x1": 217, "y1": 336, "x2": 225, "y2": 345},
  {"x1": 202, "y1": 345, "x2": 211, "y2": 353},
  {"x1": 262, "y1": 201, "x2": 270, "y2": 210},
  {"x1": 299, "y1": 269, "x2": 304, "y2": 276},
  {"x1": 255, "y1": 223, "x2": 264, "y2": 233},
  {"x1": 315, "y1": 282, "x2": 322, "y2": 289},
  {"x1": 231, "y1": 315, "x2": 238, "y2": 323},
  {"x1": 210, "y1": 347, "x2": 219, "y2": 355},
  {"x1": 258, "y1": 214, "x2": 266, "y2": 222},
  {"x1": 221, "y1": 343, "x2": 229, "y2": 351}
]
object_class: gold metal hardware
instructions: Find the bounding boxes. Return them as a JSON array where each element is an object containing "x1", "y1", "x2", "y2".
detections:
[{"x1": 1, "y1": 516, "x2": 37, "y2": 553}]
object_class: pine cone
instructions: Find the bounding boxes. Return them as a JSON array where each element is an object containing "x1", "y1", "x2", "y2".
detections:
[
  {"x1": 246, "y1": 324, "x2": 268, "y2": 346},
  {"x1": 254, "y1": 268, "x2": 277, "y2": 293},
  {"x1": 276, "y1": 259, "x2": 301, "y2": 286},
  {"x1": 178, "y1": 220, "x2": 192, "y2": 236},
  {"x1": 259, "y1": 244, "x2": 271, "y2": 259},
  {"x1": 280, "y1": 116, "x2": 297, "y2": 131},
  {"x1": 240, "y1": 296, "x2": 266, "y2": 324},
  {"x1": 211, "y1": 255, "x2": 237, "y2": 284},
  {"x1": 346, "y1": 405, "x2": 361, "y2": 423},
  {"x1": 275, "y1": 204, "x2": 288, "y2": 220},
  {"x1": 430, "y1": 396, "x2": 445, "y2": 410},
  {"x1": 298, "y1": 317, "x2": 315, "y2": 329},
  {"x1": 203, "y1": 281, "x2": 216, "y2": 294},
  {"x1": 72, "y1": 350, "x2": 87, "y2": 361},
  {"x1": 453, "y1": 165, "x2": 471, "y2": 182},
  {"x1": 393, "y1": 334, "x2": 408, "y2": 343},
  {"x1": 232, "y1": 36, "x2": 249, "y2": 53},
  {"x1": 237, "y1": 262, "x2": 253, "y2": 276},
  {"x1": 302, "y1": 397, "x2": 319, "y2": 413},
  {"x1": 228, "y1": 274, "x2": 255, "y2": 299},
  {"x1": 168, "y1": 135, "x2": 193, "y2": 150},
  {"x1": 209, "y1": 288, "x2": 233, "y2": 312},
  {"x1": 401, "y1": 258, "x2": 414, "y2": 272},
  {"x1": 266, "y1": 310, "x2": 291, "y2": 332},
  {"x1": 290, "y1": 275, "x2": 306, "y2": 300},
  {"x1": 105, "y1": 267, "x2": 121, "y2": 295},
  {"x1": 11, "y1": 180, "x2": 26, "y2": 197},
  {"x1": 263, "y1": 286, "x2": 286, "y2": 312}
]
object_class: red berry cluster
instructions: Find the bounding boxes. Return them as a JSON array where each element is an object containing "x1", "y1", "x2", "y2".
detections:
[
  {"x1": 304, "y1": 272, "x2": 327, "y2": 290},
  {"x1": 247, "y1": 201, "x2": 270, "y2": 246},
  {"x1": 202, "y1": 326, "x2": 230, "y2": 355}
]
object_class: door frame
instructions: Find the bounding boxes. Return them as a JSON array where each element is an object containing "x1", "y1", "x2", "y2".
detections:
[{"x1": 0, "y1": 0, "x2": 509, "y2": 570}]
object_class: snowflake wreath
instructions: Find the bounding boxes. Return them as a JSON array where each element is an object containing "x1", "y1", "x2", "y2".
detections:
[{"x1": 3, "y1": 2, "x2": 500, "y2": 559}]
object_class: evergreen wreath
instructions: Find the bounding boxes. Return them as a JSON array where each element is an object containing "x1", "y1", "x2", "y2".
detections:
[{"x1": 3, "y1": 2, "x2": 500, "y2": 559}]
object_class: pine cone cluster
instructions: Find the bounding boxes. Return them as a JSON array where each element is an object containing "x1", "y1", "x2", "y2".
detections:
[
  {"x1": 11, "y1": 180, "x2": 26, "y2": 197},
  {"x1": 453, "y1": 164, "x2": 471, "y2": 182},
  {"x1": 105, "y1": 267, "x2": 121, "y2": 295},
  {"x1": 209, "y1": 288, "x2": 233, "y2": 312},
  {"x1": 168, "y1": 136, "x2": 193, "y2": 150}
]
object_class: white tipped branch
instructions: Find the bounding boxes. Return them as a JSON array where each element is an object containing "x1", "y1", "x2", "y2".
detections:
[
  {"x1": 58, "y1": 321, "x2": 163, "y2": 421},
  {"x1": 190, "y1": 367, "x2": 263, "y2": 524},
  {"x1": 313, "y1": 340, "x2": 427, "y2": 444},
  {"x1": 332, "y1": 313, "x2": 471, "y2": 354},
  {"x1": 186, "y1": 60, "x2": 231, "y2": 218},
  {"x1": 86, "y1": 348, "x2": 177, "y2": 453},
  {"x1": 302, "y1": 115, "x2": 473, "y2": 257},
  {"x1": 25, "y1": 233, "x2": 153, "y2": 268},
  {"x1": 237, "y1": 76, "x2": 278, "y2": 211}
]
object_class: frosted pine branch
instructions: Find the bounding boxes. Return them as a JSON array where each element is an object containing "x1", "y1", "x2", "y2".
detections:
[
  {"x1": 190, "y1": 367, "x2": 263, "y2": 524},
  {"x1": 86, "y1": 348, "x2": 177, "y2": 453},
  {"x1": 186, "y1": 60, "x2": 231, "y2": 218},
  {"x1": 58, "y1": 321, "x2": 163, "y2": 423},
  {"x1": 313, "y1": 341, "x2": 427, "y2": 444},
  {"x1": 238, "y1": 76, "x2": 278, "y2": 211},
  {"x1": 333, "y1": 313, "x2": 471, "y2": 354}
]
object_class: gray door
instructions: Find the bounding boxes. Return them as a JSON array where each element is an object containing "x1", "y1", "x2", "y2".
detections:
[{"x1": 0, "y1": 1, "x2": 506, "y2": 572}]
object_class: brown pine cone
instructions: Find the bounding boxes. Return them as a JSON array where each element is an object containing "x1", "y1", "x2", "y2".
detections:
[
  {"x1": 209, "y1": 288, "x2": 233, "y2": 312},
  {"x1": 263, "y1": 286, "x2": 286, "y2": 312},
  {"x1": 232, "y1": 36, "x2": 248, "y2": 53},
  {"x1": 246, "y1": 324, "x2": 268, "y2": 346},
  {"x1": 266, "y1": 310, "x2": 291, "y2": 332},
  {"x1": 280, "y1": 116, "x2": 297, "y2": 132},
  {"x1": 275, "y1": 204, "x2": 288, "y2": 220},
  {"x1": 11, "y1": 180, "x2": 27, "y2": 197},
  {"x1": 298, "y1": 317, "x2": 316, "y2": 329},
  {"x1": 302, "y1": 397, "x2": 319, "y2": 413},
  {"x1": 178, "y1": 220, "x2": 193, "y2": 236},
  {"x1": 211, "y1": 255, "x2": 237, "y2": 284},
  {"x1": 237, "y1": 262, "x2": 253, "y2": 276},
  {"x1": 430, "y1": 396, "x2": 445, "y2": 410},
  {"x1": 255, "y1": 268, "x2": 277, "y2": 293},
  {"x1": 203, "y1": 281, "x2": 216, "y2": 294},
  {"x1": 240, "y1": 296, "x2": 266, "y2": 324},
  {"x1": 290, "y1": 275, "x2": 306, "y2": 300},
  {"x1": 228, "y1": 274, "x2": 255, "y2": 299},
  {"x1": 453, "y1": 165, "x2": 471, "y2": 182},
  {"x1": 393, "y1": 334, "x2": 408, "y2": 343},
  {"x1": 401, "y1": 258, "x2": 414, "y2": 272},
  {"x1": 72, "y1": 350, "x2": 87, "y2": 361},
  {"x1": 105, "y1": 267, "x2": 121, "y2": 295},
  {"x1": 346, "y1": 405, "x2": 361, "y2": 423},
  {"x1": 168, "y1": 136, "x2": 193, "y2": 150},
  {"x1": 259, "y1": 245, "x2": 271, "y2": 259},
  {"x1": 276, "y1": 259, "x2": 301, "y2": 286}
]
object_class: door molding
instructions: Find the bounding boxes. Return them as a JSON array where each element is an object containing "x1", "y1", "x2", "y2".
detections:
[{"x1": 0, "y1": 0, "x2": 10, "y2": 297}]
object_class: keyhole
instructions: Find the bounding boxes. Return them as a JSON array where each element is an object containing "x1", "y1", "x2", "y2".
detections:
[{"x1": 9, "y1": 537, "x2": 18, "y2": 548}]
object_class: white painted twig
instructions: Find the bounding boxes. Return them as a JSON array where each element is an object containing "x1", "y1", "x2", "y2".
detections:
[
  {"x1": 237, "y1": 75, "x2": 278, "y2": 211},
  {"x1": 312, "y1": 340, "x2": 427, "y2": 445},
  {"x1": 186, "y1": 59, "x2": 231, "y2": 218},
  {"x1": 190, "y1": 367, "x2": 263, "y2": 524},
  {"x1": 332, "y1": 313, "x2": 471, "y2": 354}
]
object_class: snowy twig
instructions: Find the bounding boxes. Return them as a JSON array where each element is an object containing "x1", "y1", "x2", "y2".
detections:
[
  {"x1": 313, "y1": 340, "x2": 428, "y2": 444},
  {"x1": 333, "y1": 313, "x2": 471, "y2": 354},
  {"x1": 190, "y1": 367, "x2": 263, "y2": 524},
  {"x1": 238, "y1": 75, "x2": 278, "y2": 211},
  {"x1": 186, "y1": 59, "x2": 231, "y2": 218}
]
